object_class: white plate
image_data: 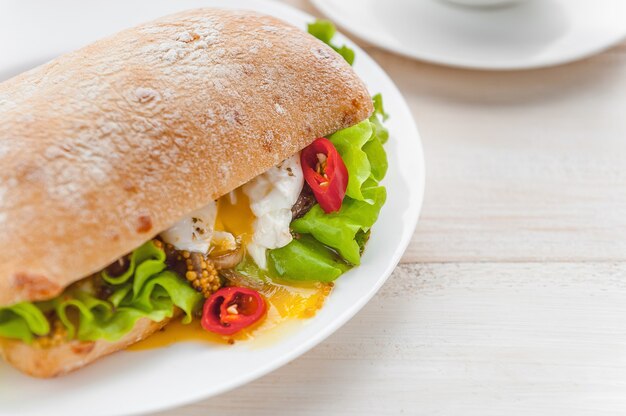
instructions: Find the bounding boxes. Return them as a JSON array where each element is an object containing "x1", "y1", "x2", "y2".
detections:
[
  {"x1": 0, "y1": 1, "x2": 424, "y2": 415},
  {"x1": 311, "y1": 0, "x2": 626, "y2": 70}
]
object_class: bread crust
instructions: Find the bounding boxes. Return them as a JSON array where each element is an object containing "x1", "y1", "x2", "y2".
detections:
[
  {"x1": 0, "y1": 316, "x2": 172, "y2": 378},
  {"x1": 0, "y1": 8, "x2": 372, "y2": 307}
]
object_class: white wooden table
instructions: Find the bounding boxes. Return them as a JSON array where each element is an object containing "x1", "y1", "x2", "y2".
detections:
[{"x1": 161, "y1": 1, "x2": 626, "y2": 414}]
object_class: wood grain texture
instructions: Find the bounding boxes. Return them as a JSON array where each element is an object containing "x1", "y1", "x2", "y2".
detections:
[
  {"x1": 397, "y1": 51, "x2": 626, "y2": 263},
  {"x1": 159, "y1": 1, "x2": 626, "y2": 415}
]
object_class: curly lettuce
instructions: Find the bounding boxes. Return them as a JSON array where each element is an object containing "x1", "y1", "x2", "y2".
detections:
[
  {"x1": 329, "y1": 120, "x2": 373, "y2": 202},
  {"x1": 327, "y1": 104, "x2": 388, "y2": 203},
  {"x1": 0, "y1": 303, "x2": 50, "y2": 344},
  {"x1": 0, "y1": 241, "x2": 202, "y2": 344}
]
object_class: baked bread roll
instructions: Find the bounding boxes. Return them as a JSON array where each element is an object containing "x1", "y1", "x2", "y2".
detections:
[{"x1": 0, "y1": 8, "x2": 373, "y2": 378}]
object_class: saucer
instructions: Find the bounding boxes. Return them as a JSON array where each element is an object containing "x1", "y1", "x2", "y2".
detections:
[{"x1": 311, "y1": 0, "x2": 626, "y2": 70}]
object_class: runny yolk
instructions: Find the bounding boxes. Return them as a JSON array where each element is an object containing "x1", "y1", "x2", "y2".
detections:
[
  {"x1": 128, "y1": 281, "x2": 333, "y2": 351},
  {"x1": 215, "y1": 187, "x2": 254, "y2": 243},
  {"x1": 258, "y1": 280, "x2": 332, "y2": 320}
]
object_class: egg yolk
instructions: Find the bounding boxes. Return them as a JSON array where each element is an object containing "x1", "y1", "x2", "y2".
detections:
[
  {"x1": 215, "y1": 187, "x2": 254, "y2": 243},
  {"x1": 259, "y1": 280, "x2": 332, "y2": 319},
  {"x1": 128, "y1": 281, "x2": 332, "y2": 350}
]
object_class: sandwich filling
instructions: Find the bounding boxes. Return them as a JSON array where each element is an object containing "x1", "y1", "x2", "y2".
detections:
[{"x1": 0, "y1": 22, "x2": 390, "y2": 347}]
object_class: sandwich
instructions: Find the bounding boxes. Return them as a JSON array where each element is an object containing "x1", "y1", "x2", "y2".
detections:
[{"x1": 0, "y1": 9, "x2": 389, "y2": 378}]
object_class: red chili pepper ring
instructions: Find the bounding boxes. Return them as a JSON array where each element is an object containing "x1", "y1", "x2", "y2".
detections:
[
  {"x1": 201, "y1": 287, "x2": 266, "y2": 335},
  {"x1": 301, "y1": 138, "x2": 349, "y2": 213}
]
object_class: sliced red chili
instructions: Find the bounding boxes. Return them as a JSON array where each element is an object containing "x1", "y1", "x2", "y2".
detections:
[
  {"x1": 201, "y1": 287, "x2": 266, "y2": 335},
  {"x1": 300, "y1": 138, "x2": 348, "y2": 213}
]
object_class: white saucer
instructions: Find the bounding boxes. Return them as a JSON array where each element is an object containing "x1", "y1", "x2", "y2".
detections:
[{"x1": 311, "y1": 0, "x2": 626, "y2": 70}]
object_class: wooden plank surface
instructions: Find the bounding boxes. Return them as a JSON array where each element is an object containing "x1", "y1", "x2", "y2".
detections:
[
  {"x1": 160, "y1": 1, "x2": 626, "y2": 414},
  {"x1": 399, "y1": 49, "x2": 626, "y2": 263}
]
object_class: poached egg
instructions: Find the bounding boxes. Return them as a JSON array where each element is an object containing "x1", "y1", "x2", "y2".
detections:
[
  {"x1": 161, "y1": 153, "x2": 304, "y2": 269},
  {"x1": 243, "y1": 154, "x2": 303, "y2": 269}
]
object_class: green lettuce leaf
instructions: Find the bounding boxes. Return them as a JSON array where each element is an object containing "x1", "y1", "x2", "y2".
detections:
[
  {"x1": 307, "y1": 19, "x2": 335, "y2": 44},
  {"x1": 366, "y1": 94, "x2": 389, "y2": 182},
  {"x1": 372, "y1": 93, "x2": 389, "y2": 122},
  {"x1": 355, "y1": 229, "x2": 371, "y2": 255},
  {"x1": 333, "y1": 45, "x2": 355, "y2": 67},
  {"x1": 363, "y1": 130, "x2": 388, "y2": 182},
  {"x1": 268, "y1": 235, "x2": 350, "y2": 282},
  {"x1": 0, "y1": 303, "x2": 50, "y2": 343},
  {"x1": 0, "y1": 241, "x2": 203, "y2": 343},
  {"x1": 370, "y1": 93, "x2": 389, "y2": 145},
  {"x1": 307, "y1": 19, "x2": 355, "y2": 65},
  {"x1": 101, "y1": 240, "x2": 166, "y2": 290},
  {"x1": 329, "y1": 116, "x2": 388, "y2": 202},
  {"x1": 54, "y1": 270, "x2": 200, "y2": 342},
  {"x1": 291, "y1": 183, "x2": 386, "y2": 265},
  {"x1": 329, "y1": 120, "x2": 373, "y2": 201}
]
